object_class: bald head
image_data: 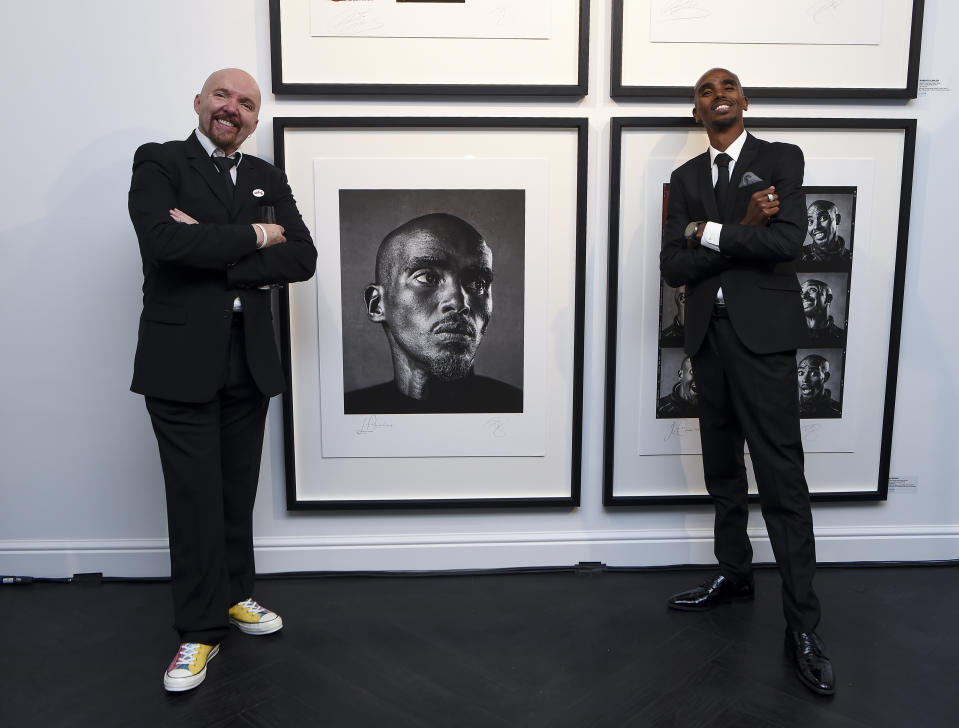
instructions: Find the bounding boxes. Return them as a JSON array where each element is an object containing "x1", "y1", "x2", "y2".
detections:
[
  {"x1": 694, "y1": 67, "x2": 742, "y2": 96},
  {"x1": 364, "y1": 212, "x2": 495, "y2": 388},
  {"x1": 692, "y1": 67, "x2": 748, "y2": 143},
  {"x1": 194, "y1": 68, "x2": 261, "y2": 155},
  {"x1": 375, "y1": 213, "x2": 490, "y2": 287},
  {"x1": 806, "y1": 199, "x2": 841, "y2": 248},
  {"x1": 798, "y1": 354, "x2": 831, "y2": 400}
]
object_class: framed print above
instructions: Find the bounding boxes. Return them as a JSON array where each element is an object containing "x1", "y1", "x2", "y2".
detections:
[
  {"x1": 269, "y1": 0, "x2": 589, "y2": 96},
  {"x1": 611, "y1": 0, "x2": 925, "y2": 99},
  {"x1": 275, "y1": 117, "x2": 587, "y2": 508},
  {"x1": 604, "y1": 117, "x2": 916, "y2": 505}
]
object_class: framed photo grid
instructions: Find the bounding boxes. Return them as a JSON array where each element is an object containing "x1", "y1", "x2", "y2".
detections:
[
  {"x1": 270, "y1": 0, "x2": 590, "y2": 96},
  {"x1": 611, "y1": 0, "x2": 925, "y2": 99},
  {"x1": 604, "y1": 117, "x2": 916, "y2": 505},
  {"x1": 275, "y1": 117, "x2": 587, "y2": 509}
]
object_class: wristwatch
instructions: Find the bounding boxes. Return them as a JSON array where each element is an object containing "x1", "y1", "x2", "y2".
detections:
[{"x1": 684, "y1": 221, "x2": 703, "y2": 241}]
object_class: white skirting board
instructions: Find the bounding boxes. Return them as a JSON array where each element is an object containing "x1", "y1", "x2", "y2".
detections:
[{"x1": 2, "y1": 527, "x2": 958, "y2": 579}]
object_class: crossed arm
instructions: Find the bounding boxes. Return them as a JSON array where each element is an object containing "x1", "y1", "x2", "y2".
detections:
[
  {"x1": 660, "y1": 144, "x2": 806, "y2": 288},
  {"x1": 129, "y1": 143, "x2": 316, "y2": 287}
]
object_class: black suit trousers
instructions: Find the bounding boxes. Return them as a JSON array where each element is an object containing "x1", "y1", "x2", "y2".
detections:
[
  {"x1": 146, "y1": 316, "x2": 268, "y2": 644},
  {"x1": 692, "y1": 312, "x2": 821, "y2": 632}
]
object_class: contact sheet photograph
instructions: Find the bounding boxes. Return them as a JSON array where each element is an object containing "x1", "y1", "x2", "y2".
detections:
[
  {"x1": 604, "y1": 117, "x2": 915, "y2": 505},
  {"x1": 611, "y1": 0, "x2": 925, "y2": 98},
  {"x1": 269, "y1": 0, "x2": 590, "y2": 96},
  {"x1": 275, "y1": 117, "x2": 587, "y2": 508}
]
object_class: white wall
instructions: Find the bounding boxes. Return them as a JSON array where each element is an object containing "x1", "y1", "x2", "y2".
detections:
[{"x1": 2, "y1": 1, "x2": 956, "y2": 578}]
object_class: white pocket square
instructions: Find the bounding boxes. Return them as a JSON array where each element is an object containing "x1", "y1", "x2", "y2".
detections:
[{"x1": 739, "y1": 171, "x2": 764, "y2": 187}]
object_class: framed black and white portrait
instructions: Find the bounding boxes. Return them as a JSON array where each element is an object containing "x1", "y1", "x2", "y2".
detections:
[
  {"x1": 269, "y1": 0, "x2": 590, "y2": 96},
  {"x1": 611, "y1": 0, "x2": 925, "y2": 99},
  {"x1": 339, "y1": 188, "x2": 526, "y2": 416},
  {"x1": 275, "y1": 117, "x2": 587, "y2": 509},
  {"x1": 604, "y1": 118, "x2": 916, "y2": 504}
]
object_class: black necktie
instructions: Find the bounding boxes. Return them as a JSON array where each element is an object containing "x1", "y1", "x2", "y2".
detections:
[
  {"x1": 714, "y1": 152, "x2": 731, "y2": 219},
  {"x1": 212, "y1": 155, "x2": 237, "y2": 198}
]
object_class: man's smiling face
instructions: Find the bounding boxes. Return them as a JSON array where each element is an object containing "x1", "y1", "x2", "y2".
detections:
[
  {"x1": 193, "y1": 69, "x2": 260, "y2": 155},
  {"x1": 692, "y1": 68, "x2": 749, "y2": 132}
]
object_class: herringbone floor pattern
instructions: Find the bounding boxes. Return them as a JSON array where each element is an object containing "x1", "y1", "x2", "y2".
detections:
[{"x1": 4, "y1": 565, "x2": 956, "y2": 727}]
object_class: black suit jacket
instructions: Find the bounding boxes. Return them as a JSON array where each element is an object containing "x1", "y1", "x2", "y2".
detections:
[
  {"x1": 128, "y1": 132, "x2": 317, "y2": 402},
  {"x1": 660, "y1": 133, "x2": 806, "y2": 356}
]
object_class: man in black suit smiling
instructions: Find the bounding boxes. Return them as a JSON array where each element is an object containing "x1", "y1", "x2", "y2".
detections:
[
  {"x1": 128, "y1": 68, "x2": 316, "y2": 692},
  {"x1": 659, "y1": 68, "x2": 834, "y2": 695}
]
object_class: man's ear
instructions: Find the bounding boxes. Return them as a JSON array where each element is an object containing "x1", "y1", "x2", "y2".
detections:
[
  {"x1": 365, "y1": 284, "x2": 386, "y2": 323},
  {"x1": 691, "y1": 106, "x2": 699, "y2": 122},
  {"x1": 742, "y1": 95, "x2": 749, "y2": 112},
  {"x1": 822, "y1": 369, "x2": 831, "y2": 384}
]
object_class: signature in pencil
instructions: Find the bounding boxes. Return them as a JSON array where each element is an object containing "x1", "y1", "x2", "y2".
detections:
[
  {"x1": 807, "y1": 0, "x2": 843, "y2": 25},
  {"x1": 356, "y1": 415, "x2": 392, "y2": 435},
  {"x1": 658, "y1": 0, "x2": 712, "y2": 22},
  {"x1": 487, "y1": 418, "x2": 507, "y2": 438},
  {"x1": 331, "y1": 10, "x2": 386, "y2": 36},
  {"x1": 664, "y1": 420, "x2": 699, "y2": 441}
]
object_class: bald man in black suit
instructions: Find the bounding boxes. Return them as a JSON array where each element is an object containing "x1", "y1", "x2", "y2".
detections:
[
  {"x1": 659, "y1": 68, "x2": 834, "y2": 696},
  {"x1": 129, "y1": 68, "x2": 316, "y2": 692}
]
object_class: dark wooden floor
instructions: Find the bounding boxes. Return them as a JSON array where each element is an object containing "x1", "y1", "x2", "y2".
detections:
[{"x1": 3, "y1": 564, "x2": 957, "y2": 727}]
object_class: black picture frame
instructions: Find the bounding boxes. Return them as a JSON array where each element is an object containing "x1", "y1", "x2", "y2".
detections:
[
  {"x1": 274, "y1": 117, "x2": 588, "y2": 509},
  {"x1": 604, "y1": 117, "x2": 916, "y2": 506},
  {"x1": 269, "y1": 0, "x2": 590, "y2": 97},
  {"x1": 611, "y1": 0, "x2": 925, "y2": 99}
]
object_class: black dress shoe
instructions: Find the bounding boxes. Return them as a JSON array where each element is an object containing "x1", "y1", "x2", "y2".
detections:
[
  {"x1": 667, "y1": 573, "x2": 754, "y2": 611},
  {"x1": 785, "y1": 630, "x2": 835, "y2": 696}
]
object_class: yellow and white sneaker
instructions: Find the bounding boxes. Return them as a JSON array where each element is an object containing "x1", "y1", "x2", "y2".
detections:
[
  {"x1": 229, "y1": 598, "x2": 284, "y2": 635},
  {"x1": 163, "y1": 642, "x2": 219, "y2": 692}
]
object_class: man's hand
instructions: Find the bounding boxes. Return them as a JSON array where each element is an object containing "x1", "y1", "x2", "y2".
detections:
[
  {"x1": 169, "y1": 208, "x2": 198, "y2": 224},
  {"x1": 685, "y1": 222, "x2": 704, "y2": 249},
  {"x1": 741, "y1": 186, "x2": 779, "y2": 226},
  {"x1": 255, "y1": 223, "x2": 287, "y2": 248}
]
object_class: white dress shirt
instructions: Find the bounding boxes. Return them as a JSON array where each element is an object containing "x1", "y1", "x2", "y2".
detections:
[{"x1": 700, "y1": 129, "x2": 748, "y2": 302}]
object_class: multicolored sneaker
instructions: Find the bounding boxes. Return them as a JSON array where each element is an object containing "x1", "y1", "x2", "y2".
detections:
[
  {"x1": 163, "y1": 642, "x2": 219, "y2": 692},
  {"x1": 228, "y1": 598, "x2": 283, "y2": 635}
]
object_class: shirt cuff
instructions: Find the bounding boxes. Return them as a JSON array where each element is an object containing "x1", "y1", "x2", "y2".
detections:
[{"x1": 701, "y1": 222, "x2": 722, "y2": 251}]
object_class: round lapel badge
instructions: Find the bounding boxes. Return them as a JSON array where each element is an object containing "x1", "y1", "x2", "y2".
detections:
[{"x1": 252, "y1": 188, "x2": 265, "y2": 198}]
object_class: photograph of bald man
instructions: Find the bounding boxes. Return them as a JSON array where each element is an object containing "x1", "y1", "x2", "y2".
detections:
[
  {"x1": 801, "y1": 192, "x2": 855, "y2": 269},
  {"x1": 343, "y1": 203, "x2": 523, "y2": 414},
  {"x1": 797, "y1": 352, "x2": 843, "y2": 418},
  {"x1": 800, "y1": 277, "x2": 847, "y2": 346}
]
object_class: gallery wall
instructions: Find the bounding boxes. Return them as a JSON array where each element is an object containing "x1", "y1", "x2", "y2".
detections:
[{"x1": 1, "y1": 1, "x2": 956, "y2": 578}]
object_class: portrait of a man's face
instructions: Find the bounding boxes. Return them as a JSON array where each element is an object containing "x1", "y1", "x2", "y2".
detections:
[
  {"x1": 656, "y1": 349, "x2": 699, "y2": 419},
  {"x1": 801, "y1": 279, "x2": 831, "y2": 319},
  {"x1": 799, "y1": 188, "x2": 856, "y2": 270},
  {"x1": 807, "y1": 201, "x2": 841, "y2": 249},
  {"x1": 339, "y1": 189, "x2": 525, "y2": 415},
  {"x1": 798, "y1": 354, "x2": 829, "y2": 401},
  {"x1": 366, "y1": 214, "x2": 492, "y2": 383},
  {"x1": 796, "y1": 351, "x2": 843, "y2": 418}
]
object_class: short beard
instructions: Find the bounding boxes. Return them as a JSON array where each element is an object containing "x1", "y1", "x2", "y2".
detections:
[{"x1": 428, "y1": 351, "x2": 474, "y2": 381}]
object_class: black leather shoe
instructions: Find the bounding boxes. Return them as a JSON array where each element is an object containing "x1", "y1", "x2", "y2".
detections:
[
  {"x1": 667, "y1": 574, "x2": 754, "y2": 611},
  {"x1": 785, "y1": 630, "x2": 835, "y2": 696}
]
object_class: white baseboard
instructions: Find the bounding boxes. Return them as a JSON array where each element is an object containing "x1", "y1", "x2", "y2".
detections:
[{"x1": 2, "y1": 527, "x2": 957, "y2": 579}]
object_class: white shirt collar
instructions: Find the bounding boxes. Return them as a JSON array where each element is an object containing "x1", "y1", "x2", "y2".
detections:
[
  {"x1": 708, "y1": 129, "x2": 748, "y2": 167},
  {"x1": 194, "y1": 128, "x2": 243, "y2": 165}
]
